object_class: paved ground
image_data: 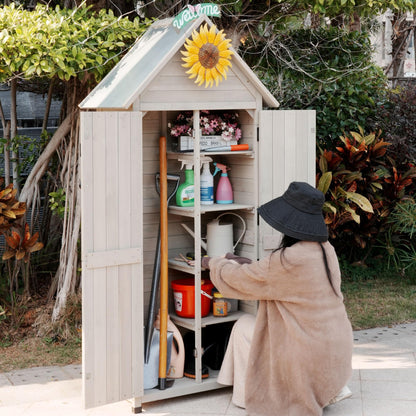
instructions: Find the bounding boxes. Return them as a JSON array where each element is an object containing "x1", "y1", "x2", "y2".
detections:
[{"x1": 1, "y1": 322, "x2": 415, "y2": 415}]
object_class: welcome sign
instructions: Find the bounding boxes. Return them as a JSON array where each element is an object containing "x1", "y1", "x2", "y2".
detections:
[{"x1": 173, "y1": 3, "x2": 221, "y2": 30}]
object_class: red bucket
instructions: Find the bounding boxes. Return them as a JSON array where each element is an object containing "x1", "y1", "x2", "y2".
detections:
[{"x1": 171, "y1": 278, "x2": 214, "y2": 318}]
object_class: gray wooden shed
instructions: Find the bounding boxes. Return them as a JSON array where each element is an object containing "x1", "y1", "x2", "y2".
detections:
[{"x1": 79, "y1": 15, "x2": 316, "y2": 412}]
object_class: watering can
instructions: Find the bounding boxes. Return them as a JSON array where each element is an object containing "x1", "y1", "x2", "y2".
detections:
[{"x1": 181, "y1": 212, "x2": 246, "y2": 258}]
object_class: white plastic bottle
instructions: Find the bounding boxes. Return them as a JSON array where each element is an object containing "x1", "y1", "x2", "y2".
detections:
[{"x1": 200, "y1": 161, "x2": 214, "y2": 205}]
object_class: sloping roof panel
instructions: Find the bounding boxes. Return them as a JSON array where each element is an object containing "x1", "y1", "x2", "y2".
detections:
[
  {"x1": 80, "y1": 18, "x2": 188, "y2": 109},
  {"x1": 80, "y1": 16, "x2": 279, "y2": 110}
]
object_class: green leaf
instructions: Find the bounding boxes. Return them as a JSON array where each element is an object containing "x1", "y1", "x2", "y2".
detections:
[
  {"x1": 341, "y1": 189, "x2": 374, "y2": 213},
  {"x1": 318, "y1": 172, "x2": 332, "y2": 195}
]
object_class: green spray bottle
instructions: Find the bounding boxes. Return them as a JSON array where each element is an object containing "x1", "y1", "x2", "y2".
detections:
[{"x1": 176, "y1": 156, "x2": 195, "y2": 207}]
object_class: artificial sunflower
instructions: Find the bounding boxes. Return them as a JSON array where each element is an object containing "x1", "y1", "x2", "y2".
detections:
[{"x1": 181, "y1": 23, "x2": 233, "y2": 88}]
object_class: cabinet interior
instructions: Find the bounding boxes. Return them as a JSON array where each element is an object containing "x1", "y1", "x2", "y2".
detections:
[{"x1": 141, "y1": 108, "x2": 258, "y2": 397}]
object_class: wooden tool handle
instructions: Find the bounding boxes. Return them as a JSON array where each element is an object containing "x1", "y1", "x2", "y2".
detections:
[{"x1": 158, "y1": 136, "x2": 168, "y2": 389}]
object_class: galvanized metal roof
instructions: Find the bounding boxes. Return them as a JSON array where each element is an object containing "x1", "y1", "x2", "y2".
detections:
[{"x1": 79, "y1": 16, "x2": 279, "y2": 110}]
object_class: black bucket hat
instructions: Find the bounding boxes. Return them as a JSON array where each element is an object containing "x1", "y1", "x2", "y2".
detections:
[{"x1": 258, "y1": 182, "x2": 328, "y2": 242}]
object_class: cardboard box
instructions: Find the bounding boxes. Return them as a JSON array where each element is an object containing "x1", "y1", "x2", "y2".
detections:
[{"x1": 179, "y1": 135, "x2": 238, "y2": 151}]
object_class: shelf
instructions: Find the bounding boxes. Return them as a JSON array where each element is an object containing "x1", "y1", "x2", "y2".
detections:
[
  {"x1": 167, "y1": 150, "x2": 254, "y2": 158},
  {"x1": 142, "y1": 369, "x2": 225, "y2": 403},
  {"x1": 170, "y1": 310, "x2": 246, "y2": 331},
  {"x1": 169, "y1": 203, "x2": 254, "y2": 217}
]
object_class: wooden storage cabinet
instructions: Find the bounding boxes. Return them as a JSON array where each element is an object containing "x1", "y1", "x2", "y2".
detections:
[{"x1": 79, "y1": 14, "x2": 315, "y2": 412}]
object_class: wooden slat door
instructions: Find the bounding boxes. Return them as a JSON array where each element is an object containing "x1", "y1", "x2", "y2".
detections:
[
  {"x1": 258, "y1": 110, "x2": 316, "y2": 257},
  {"x1": 80, "y1": 111, "x2": 143, "y2": 408}
]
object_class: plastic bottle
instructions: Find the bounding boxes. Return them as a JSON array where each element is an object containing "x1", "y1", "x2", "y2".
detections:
[
  {"x1": 213, "y1": 162, "x2": 233, "y2": 204},
  {"x1": 176, "y1": 156, "x2": 195, "y2": 206},
  {"x1": 200, "y1": 160, "x2": 214, "y2": 205}
]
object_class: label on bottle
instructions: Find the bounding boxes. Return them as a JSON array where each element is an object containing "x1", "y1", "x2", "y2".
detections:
[
  {"x1": 181, "y1": 186, "x2": 194, "y2": 203},
  {"x1": 201, "y1": 185, "x2": 214, "y2": 204}
]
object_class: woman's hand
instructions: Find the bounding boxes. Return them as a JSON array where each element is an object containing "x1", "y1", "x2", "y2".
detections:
[
  {"x1": 201, "y1": 256, "x2": 211, "y2": 269},
  {"x1": 225, "y1": 252, "x2": 252, "y2": 264}
]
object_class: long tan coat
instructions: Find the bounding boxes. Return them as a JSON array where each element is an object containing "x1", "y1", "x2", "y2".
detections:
[{"x1": 208, "y1": 241, "x2": 353, "y2": 416}]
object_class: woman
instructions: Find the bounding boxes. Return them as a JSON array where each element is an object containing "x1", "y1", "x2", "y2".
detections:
[{"x1": 202, "y1": 182, "x2": 353, "y2": 416}]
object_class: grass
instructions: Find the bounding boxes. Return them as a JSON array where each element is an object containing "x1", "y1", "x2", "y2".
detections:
[
  {"x1": 340, "y1": 257, "x2": 416, "y2": 330},
  {"x1": 0, "y1": 335, "x2": 81, "y2": 373},
  {"x1": 343, "y1": 277, "x2": 416, "y2": 330}
]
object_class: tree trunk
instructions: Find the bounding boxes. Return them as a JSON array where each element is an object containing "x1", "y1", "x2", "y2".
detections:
[
  {"x1": 42, "y1": 78, "x2": 55, "y2": 133},
  {"x1": 19, "y1": 113, "x2": 72, "y2": 209},
  {"x1": 0, "y1": 101, "x2": 11, "y2": 186},
  {"x1": 10, "y1": 78, "x2": 19, "y2": 193}
]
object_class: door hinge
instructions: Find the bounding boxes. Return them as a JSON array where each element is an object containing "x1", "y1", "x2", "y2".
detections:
[{"x1": 257, "y1": 127, "x2": 259, "y2": 142}]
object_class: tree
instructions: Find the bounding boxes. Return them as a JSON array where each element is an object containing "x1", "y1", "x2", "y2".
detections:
[{"x1": 0, "y1": 2, "x2": 150, "y2": 320}]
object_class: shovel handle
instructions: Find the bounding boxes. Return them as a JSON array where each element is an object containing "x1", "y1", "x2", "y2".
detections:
[{"x1": 158, "y1": 136, "x2": 169, "y2": 389}]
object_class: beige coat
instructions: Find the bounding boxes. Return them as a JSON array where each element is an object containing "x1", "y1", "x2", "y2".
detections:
[{"x1": 209, "y1": 241, "x2": 353, "y2": 416}]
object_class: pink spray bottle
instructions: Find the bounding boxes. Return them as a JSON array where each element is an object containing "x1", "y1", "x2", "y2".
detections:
[{"x1": 213, "y1": 162, "x2": 233, "y2": 204}]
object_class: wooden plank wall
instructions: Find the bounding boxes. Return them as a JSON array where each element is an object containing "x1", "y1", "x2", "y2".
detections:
[
  {"x1": 81, "y1": 111, "x2": 143, "y2": 408},
  {"x1": 258, "y1": 110, "x2": 316, "y2": 257},
  {"x1": 139, "y1": 51, "x2": 259, "y2": 111}
]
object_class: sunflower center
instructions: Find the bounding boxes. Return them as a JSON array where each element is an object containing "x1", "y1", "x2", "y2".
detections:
[{"x1": 198, "y1": 43, "x2": 220, "y2": 69}]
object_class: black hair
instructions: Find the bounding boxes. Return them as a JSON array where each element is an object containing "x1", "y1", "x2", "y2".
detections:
[{"x1": 274, "y1": 235, "x2": 339, "y2": 297}]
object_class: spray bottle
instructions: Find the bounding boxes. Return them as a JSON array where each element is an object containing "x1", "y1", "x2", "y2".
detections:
[
  {"x1": 213, "y1": 162, "x2": 233, "y2": 204},
  {"x1": 176, "y1": 155, "x2": 195, "y2": 207},
  {"x1": 176, "y1": 155, "x2": 213, "y2": 207},
  {"x1": 200, "y1": 158, "x2": 214, "y2": 205}
]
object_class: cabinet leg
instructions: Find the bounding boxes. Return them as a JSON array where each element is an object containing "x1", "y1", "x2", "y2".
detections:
[{"x1": 131, "y1": 397, "x2": 142, "y2": 413}]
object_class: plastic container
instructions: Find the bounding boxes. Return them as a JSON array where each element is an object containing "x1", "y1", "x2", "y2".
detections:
[
  {"x1": 171, "y1": 278, "x2": 214, "y2": 318},
  {"x1": 213, "y1": 292, "x2": 227, "y2": 317}
]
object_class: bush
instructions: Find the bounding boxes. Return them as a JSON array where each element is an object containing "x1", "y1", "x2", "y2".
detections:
[
  {"x1": 374, "y1": 81, "x2": 416, "y2": 165},
  {"x1": 243, "y1": 27, "x2": 388, "y2": 147},
  {"x1": 317, "y1": 128, "x2": 416, "y2": 263}
]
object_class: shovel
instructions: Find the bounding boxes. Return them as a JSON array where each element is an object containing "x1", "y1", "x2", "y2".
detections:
[{"x1": 143, "y1": 136, "x2": 180, "y2": 390}]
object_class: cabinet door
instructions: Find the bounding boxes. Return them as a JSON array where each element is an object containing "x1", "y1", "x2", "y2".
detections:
[
  {"x1": 80, "y1": 111, "x2": 143, "y2": 408},
  {"x1": 258, "y1": 110, "x2": 316, "y2": 257}
]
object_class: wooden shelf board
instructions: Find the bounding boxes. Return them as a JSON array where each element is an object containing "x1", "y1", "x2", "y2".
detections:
[
  {"x1": 142, "y1": 370, "x2": 225, "y2": 403},
  {"x1": 169, "y1": 203, "x2": 254, "y2": 217},
  {"x1": 167, "y1": 150, "x2": 254, "y2": 158},
  {"x1": 170, "y1": 310, "x2": 246, "y2": 331}
]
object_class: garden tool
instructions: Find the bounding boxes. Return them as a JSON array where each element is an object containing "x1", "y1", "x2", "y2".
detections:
[
  {"x1": 143, "y1": 137, "x2": 180, "y2": 390},
  {"x1": 158, "y1": 135, "x2": 169, "y2": 390}
]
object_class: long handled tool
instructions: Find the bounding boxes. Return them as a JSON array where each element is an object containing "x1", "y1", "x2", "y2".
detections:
[
  {"x1": 144, "y1": 170, "x2": 180, "y2": 365},
  {"x1": 158, "y1": 135, "x2": 169, "y2": 390}
]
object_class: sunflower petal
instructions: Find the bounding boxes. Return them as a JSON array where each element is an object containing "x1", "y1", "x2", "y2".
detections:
[
  {"x1": 186, "y1": 62, "x2": 201, "y2": 79},
  {"x1": 219, "y1": 58, "x2": 232, "y2": 68},
  {"x1": 216, "y1": 63, "x2": 228, "y2": 80},
  {"x1": 196, "y1": 66, "x2": 206, "y2": 86},
  {"x1": 199, "y1": 24, "x2": 209, "y2": 44},
  {"x1": 213, "y1": 30, "x2": 225, "y2": 45},
  {"x1": 191, "y1": 30, "x2": 204, "y2": 48},
  {"x1": 219, "y1": 50, "x2": 234, "y2": 59},
  {"x1": 207, "y1": 25, "x2": 216, "y2": 43},
  {"x1": 218, "y1": 39, "x2": 232, "y2": 52},
  {"x1": 184, "y1": 44, "x2": 200, "y2": 55},
  {"x1": 205, "y1": 68, "x2": 213, "y2": 88},
  {"x1": 210, "y1": 67, "x2": 221, "y2": 86}
]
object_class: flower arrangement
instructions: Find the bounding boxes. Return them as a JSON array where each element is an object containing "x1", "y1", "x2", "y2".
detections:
[{"x1": 168, "y1": 110, "x2": 242, "y2": 142}]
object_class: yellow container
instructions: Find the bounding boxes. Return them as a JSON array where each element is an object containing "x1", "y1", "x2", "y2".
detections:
[{"x1": 213, "y1": 292, "x2": 228, "y2": 317}]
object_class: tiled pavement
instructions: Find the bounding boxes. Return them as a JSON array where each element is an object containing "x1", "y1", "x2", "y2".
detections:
[{"x1": 0, "y1": 322, "x2": 415, "y2": 415}]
